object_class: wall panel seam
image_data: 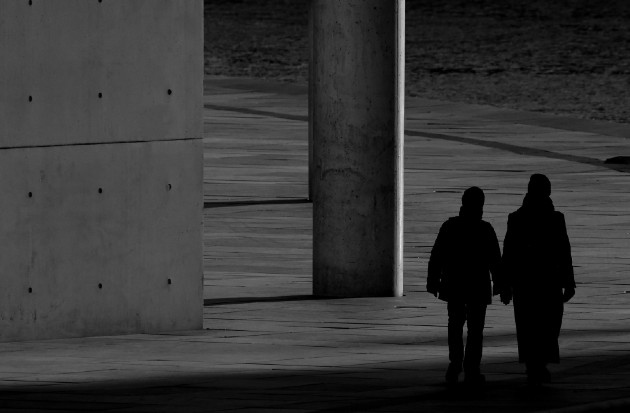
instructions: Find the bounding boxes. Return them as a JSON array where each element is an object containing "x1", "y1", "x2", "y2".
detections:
[{"x1": 0, "y1": 137, "x2": 202, "y2": 152}]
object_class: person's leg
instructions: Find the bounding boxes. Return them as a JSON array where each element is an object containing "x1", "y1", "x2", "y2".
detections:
[
  {"x1": 531, "y1": 296, "x2": 563, "y2": 384},
  {"x1": 463, "y1": 303, "x2": 487, "y2": 382},
  {"x1": 514, "y1": 291, "x2": 541, "y2": 383},
  {"x1": 447, "y1": 301, "x2": 466, "y2": 382},
  {"x1": 525, "y1": 292, "x2": 563, "y2": 385}
]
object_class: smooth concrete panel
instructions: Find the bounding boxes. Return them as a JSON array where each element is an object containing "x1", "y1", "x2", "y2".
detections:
[
  {"x1": 0, "y1": 0, "x2": 202, "y2": 147},
  {"x1": 0, "y1": 139, "x2": 202, "y2": 341}
]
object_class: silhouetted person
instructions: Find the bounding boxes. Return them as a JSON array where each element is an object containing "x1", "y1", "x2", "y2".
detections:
[
  {"x1": 427, "y1": 186, "x2": 502, "y2": 385},
  {"x1": 501, "y1": 174, "x2": 576, "y2": 385}
]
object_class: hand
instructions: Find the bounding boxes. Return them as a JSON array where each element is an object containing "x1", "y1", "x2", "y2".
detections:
[
  {"x1": 498, "y1": 287, "x2": 512, "y2": 305},
  {"x1": 563, "y1": 287, "x2": 575, "y2": 303}
]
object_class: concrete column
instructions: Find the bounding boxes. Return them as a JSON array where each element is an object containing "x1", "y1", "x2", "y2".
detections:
[
  {"x1": 308, "y1": 0, "x2": 314, "y2": 202},
  {"x1": 311, "y1": 0, "x2": 405, "y2": 297}
]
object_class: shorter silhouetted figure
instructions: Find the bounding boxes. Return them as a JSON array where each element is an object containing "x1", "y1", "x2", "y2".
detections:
[
  {"x1": 427, "y1": 186, "x2": 502, "y2": 385},
  {"x1": 501, "y1": 174, "x2": 576, "y2": 385}
]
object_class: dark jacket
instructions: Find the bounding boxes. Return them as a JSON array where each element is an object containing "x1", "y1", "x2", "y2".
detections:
[
  {"x1": 427, "y1": 209, "x2": 502, "y2": 304},
  {"x1": 502, "y1": 194, "x2": 575, "y2": 293},
  {"x1": 502, "y1": 194, "x2": 575, "y2": 364}
]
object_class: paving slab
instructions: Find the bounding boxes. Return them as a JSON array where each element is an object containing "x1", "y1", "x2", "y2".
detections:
[{"x1": 0, "y1": 76, "x2": 629, "y2": 411}]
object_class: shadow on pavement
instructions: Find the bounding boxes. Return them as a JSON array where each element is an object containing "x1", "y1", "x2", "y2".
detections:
[
  {"x1": 0, "y1": 352, "x2": 629, "y2": 412},
  {"x1": 203, "y1": 198, "x2": 310, "y2": 209},
  {"x1": 204, "y1": 294, "x2": 324, "y2": 306}
]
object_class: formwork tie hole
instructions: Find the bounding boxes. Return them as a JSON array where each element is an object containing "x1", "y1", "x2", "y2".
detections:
[
  {"x1": 28, "y1": 96, "x2": 32, "y2": 102},
  {"x1": 167, "y1": 183, "x2": 172, "y2": 191},
  {"x1": 28, "y1": 192, "x2": 33, "y2": 198},
  {"x1": 98, "y1": 283, "x2": 103, "y2": 289},
  {"x1": 167, "y1": 89, "x2": 172, "y2": 95},
  {"x1": 168, "y1": 278, "x2": 172, "y2": 285},
  {"x1": 98, "y1": 188, "x2": 103, "y2": 194},
  {"x1": 98, "y1": 92, "x2": 102, "y2": 98},
  {"x1": 28, "y1": 287, "x2": 32, "y2": 293}
]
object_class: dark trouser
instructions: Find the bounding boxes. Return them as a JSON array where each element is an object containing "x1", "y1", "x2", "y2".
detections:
[
  {"x1": 513, "y1": 289, "x2": 563, "y2": 365},
  {"x1": 447, "y1": 302, "x2": 487, "y2": 373}
]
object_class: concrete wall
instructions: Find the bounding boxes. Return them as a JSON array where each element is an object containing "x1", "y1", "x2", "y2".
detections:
[{"x1": 0, "y1": 0, "x2": 203, "y2": 341}]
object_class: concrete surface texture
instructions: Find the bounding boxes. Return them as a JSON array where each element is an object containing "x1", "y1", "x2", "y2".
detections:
[
  {"x1": 0, "y1": 77, "x2": 628, "y2": 411},
  {"x1": 0, "y1": 0, "x2": 203, "y2": 340},
  {"x1": 311, "y1": 0, "x2": 405, "y2": 297}
]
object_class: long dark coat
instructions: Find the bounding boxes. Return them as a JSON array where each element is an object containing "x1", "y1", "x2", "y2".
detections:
[
  {"x1": 427, "y1": 211, "x2": 502, "y2": 304},
  {"x1": 502, "y1": 195, "x2": 575, "y2": 364}
]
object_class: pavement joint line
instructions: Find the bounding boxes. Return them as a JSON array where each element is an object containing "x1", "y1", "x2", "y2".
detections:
[
  {"x1": 0, "y1": 136, "x2": 200, "y2": 151},
  {"x1": 204, "y1": 103, "x2": 630, "y2": 174}
]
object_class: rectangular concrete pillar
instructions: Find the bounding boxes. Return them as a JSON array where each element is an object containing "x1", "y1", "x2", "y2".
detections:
[
  {"x1": 0, "y1": 0, "x2": 203, "y2": 341},
  {"x1": 311, "y1": 0, "x2": 405, "y2": 297}
]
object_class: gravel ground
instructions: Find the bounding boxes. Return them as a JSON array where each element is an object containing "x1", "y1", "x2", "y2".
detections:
[{"x1": 205, "y1": 0, "x2": 630, "y2": 123}]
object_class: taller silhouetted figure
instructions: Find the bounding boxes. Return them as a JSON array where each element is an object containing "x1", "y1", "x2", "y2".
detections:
[
  {"x1": 427, "y1": 186, "x2": 502, "y2": 385},
  {"x1": 502, "y1": 174, "x2": 576, "y2": 385}
]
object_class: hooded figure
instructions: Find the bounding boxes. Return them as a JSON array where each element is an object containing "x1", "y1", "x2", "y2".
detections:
[
  {"x1": 427, "y1": 186, "x2": 502, "y2": 384},
  {"x1": 502, "y1": 174, "x2": 576, "y2": 385}
]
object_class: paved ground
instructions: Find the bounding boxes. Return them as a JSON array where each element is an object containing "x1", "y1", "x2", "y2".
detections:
[{"x1": 1, "y1": 77, "x2": 629, "y2": 412}]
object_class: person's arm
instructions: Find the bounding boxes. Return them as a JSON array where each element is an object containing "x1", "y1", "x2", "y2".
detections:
[
  {"x1": 427, "y1": 222, "x2": 447, "y2": 297},
  {"x1": 557, "y1": 213, "x2": 576, "y2": 302},
  {"x1": 499, "y1": 214, "x2": 516, "y2": 304},
  {"x1": 488, "y1": 225, "x2": 502, "y2": 295}
]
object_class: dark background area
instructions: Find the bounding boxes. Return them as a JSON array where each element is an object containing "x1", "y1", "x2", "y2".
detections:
[{"x1": 204, "y1": 0, "x2": 630, "y2": 123}]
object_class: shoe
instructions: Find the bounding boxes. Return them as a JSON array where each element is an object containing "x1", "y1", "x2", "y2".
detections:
[
  {"x1": 539, "y1": 366, "x2": 551, "y2": 383},
  {"x1": 464, "y1": 371, "x2": 486, "y2": 385},
  {"x1": 527, "y1": 372, "x2": 542, "y2": 387},
  {"x1": 445, "y1": 363, "x2": 462, "y2": 384},
  {"x1": 526, "y1": 363, "x2": 550, "y2": 386}
]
